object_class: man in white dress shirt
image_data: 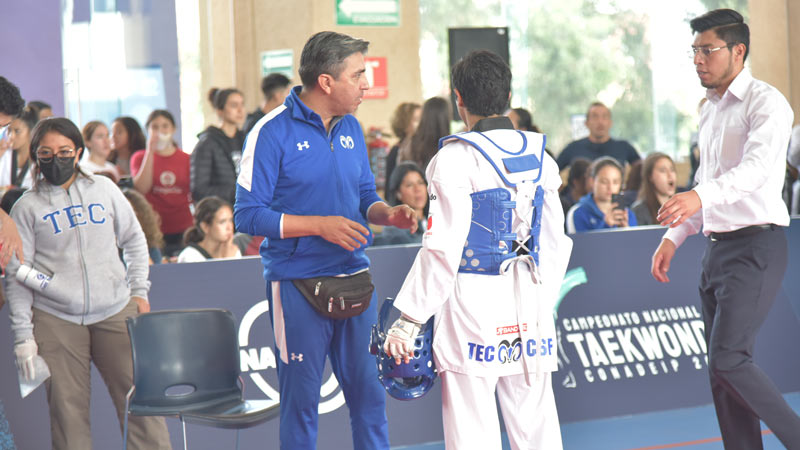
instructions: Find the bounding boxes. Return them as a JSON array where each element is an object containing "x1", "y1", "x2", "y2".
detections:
[{"x1": 651, "y1": 9, "x2": 800, "y2": 449}]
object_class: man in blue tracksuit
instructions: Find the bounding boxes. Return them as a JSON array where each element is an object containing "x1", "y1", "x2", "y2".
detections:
[{"x1": 234, "y1": 31, "x2": 416, "y2": 450}]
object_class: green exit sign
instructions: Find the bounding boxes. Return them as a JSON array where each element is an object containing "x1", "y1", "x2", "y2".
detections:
[
  {"x1": 260, "y1": 49, "x2": 293, "y2": 79},
  {"x1": 336, "y1": 0, "x2": 400, "y2": 26}
]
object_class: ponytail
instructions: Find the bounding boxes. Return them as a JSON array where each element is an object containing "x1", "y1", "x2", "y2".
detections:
[{"x1": 184, "y1": 196, "x2": 230, "y2": 245}]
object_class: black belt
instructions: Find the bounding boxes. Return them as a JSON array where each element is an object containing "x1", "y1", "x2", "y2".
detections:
[{"x1": 709, "y1": 224, "x2": 779, "y2": 242}]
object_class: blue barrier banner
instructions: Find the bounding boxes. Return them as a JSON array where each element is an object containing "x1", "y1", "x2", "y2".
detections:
[
  {"x1": 1, "y1": 221, "x2": 798, "y2": 448},
  {"x1": 552, "y1": 225, "x2": 800, "y2": 422}
]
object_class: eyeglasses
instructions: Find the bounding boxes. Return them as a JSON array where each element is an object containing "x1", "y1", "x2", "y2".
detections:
[
  {"x1": 689, "y1": 44, "x2": 731, "y2": 59},
  {"x1": 36, "y1": 148, "x2": 76, "y2": 161}
]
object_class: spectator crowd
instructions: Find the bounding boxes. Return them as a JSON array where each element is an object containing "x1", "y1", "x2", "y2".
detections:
[
  {"x1": 2, "y1": 10, "x2": 799, "y2": 448},
  {"x1": 2, "y1": 69, "x2": 798, "y2": 257}
]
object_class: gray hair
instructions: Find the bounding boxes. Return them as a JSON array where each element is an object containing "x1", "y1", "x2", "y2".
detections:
[{"x1": 298, "y1": 31, "x2": 369, "y2": 88}]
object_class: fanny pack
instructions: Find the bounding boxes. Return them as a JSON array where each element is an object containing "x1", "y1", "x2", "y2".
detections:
[{"x1": 292, "y1": 271, "x2": 374, "y2": 320}]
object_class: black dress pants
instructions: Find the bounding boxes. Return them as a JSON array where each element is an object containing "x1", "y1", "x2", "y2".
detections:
[{"x1": 700, "y1": 227, "x2": 800, "y2": 449}]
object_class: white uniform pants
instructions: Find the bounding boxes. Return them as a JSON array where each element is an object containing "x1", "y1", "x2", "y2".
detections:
[{"x1": 441, "y1": 371, "x2": 562, "y2": 450}]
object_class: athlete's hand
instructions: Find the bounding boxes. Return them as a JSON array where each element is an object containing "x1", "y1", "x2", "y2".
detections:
[
  {"x1": 657, "y1": 191, "x2": 701, "y2": 228},
  {"x1": 386, "y1": 205, "x2": 418, "y2": 233},
  {"x1": 318, "y1": 216, "x2": 369, "y2": 251},
  {"x1": 651, "y1": 238, "x2": 676, "y2": 283},
  {"x1": 384, "y1": 315, "x2": 422, "y2": 365}
]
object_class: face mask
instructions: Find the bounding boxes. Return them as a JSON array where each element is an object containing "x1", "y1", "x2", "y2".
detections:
[
  {"x1": 156, "y1": 132, "x2": 172, "y2": 151},
  {"x1": 39, "y1": 156, "x2": 76, "y2": 186}
]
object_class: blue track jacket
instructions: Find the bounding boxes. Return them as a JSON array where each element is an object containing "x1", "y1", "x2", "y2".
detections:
[{"x1": 234, "y1": 87, "x2": 382, "y2": 281}]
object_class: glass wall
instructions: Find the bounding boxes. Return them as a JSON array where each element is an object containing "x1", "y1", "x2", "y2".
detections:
[
  {"x1": 61, "y1": 0, "x2": 182, "y2": 146},
  {"x1": 419, "y1": 0, "x2": 748, "y2": 163}
]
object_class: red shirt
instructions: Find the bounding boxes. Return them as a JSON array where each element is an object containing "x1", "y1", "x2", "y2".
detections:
[{"x1": 130, "y1": 148, "x2": 193, "y2": 235}]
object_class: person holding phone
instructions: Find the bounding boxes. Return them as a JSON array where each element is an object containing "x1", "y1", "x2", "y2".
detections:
[
  {"x1": 611, "y1": 193, "x2": 626, "y2": 211},
  {"x1": 565, "y1": 156, "x2": 637, "y2": 233}
]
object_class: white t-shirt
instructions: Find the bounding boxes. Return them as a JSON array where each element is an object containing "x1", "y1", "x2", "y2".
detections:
[
  {"x1": 177, "y1": 245, "x2": 242, "y2": 263},
  {"x1": 79, "y1": 158, "x2": 120, "y2": 181},
  {"x1": 0, "y1": 150, "x2": 34, "y2": 189}
]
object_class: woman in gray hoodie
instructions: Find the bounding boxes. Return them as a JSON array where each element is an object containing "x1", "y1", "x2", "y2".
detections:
[{"x1": 6, "y1": 118, "x2": 171, "y2": 449}]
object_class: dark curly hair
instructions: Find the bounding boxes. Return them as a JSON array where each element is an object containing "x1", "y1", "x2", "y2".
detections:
[
  {"x1": 451, "y1": 50, "x2": 511, "y2": 117},
  {"x1": 0, "y1": 77, "x2": 25, "y2": 118}
]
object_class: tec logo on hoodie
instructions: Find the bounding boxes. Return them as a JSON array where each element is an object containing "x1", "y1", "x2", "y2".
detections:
[{"x1": 42, "y1": 203, "x2": 107, "y2": 234}]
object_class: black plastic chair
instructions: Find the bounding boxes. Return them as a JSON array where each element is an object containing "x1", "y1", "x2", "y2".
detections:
[{"x1": 123, "y1": 309, "x2": 279, "y2": 450}]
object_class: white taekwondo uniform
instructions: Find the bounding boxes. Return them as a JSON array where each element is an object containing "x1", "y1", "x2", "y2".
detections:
[{"x1": 394, "y1": 117, "x2": 572, "y2": 450}]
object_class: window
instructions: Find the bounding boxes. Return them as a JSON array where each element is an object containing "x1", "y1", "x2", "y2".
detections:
[
  {"x1": 61, "y1": 0, "x2": 181, "y2": 146},
  {"x1": 419, "y1": 0, "x2": 748, "y2": 162}
]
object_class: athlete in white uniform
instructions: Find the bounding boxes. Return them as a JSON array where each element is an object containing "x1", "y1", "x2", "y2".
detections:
[{"x1": 384, "y1": 50, "x2": 572, "y2": 450}]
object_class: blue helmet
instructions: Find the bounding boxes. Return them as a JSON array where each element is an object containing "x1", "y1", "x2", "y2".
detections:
[{"x1": 369, "y1": 298, "x2": 437, "y2": 400}]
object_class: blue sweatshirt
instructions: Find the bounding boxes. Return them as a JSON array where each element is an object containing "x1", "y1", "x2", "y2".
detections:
[
  {"x1": 234, "y1": 86, "x2": 383, "y2": 281},
  {"x1": 566, "y1": 193, "x2": 637, "y2": 233}
]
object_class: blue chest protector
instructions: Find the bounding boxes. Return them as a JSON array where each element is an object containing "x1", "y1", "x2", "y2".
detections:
[{"x1": 438, "y1": 131, "x2": 546, "y2": 274}]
